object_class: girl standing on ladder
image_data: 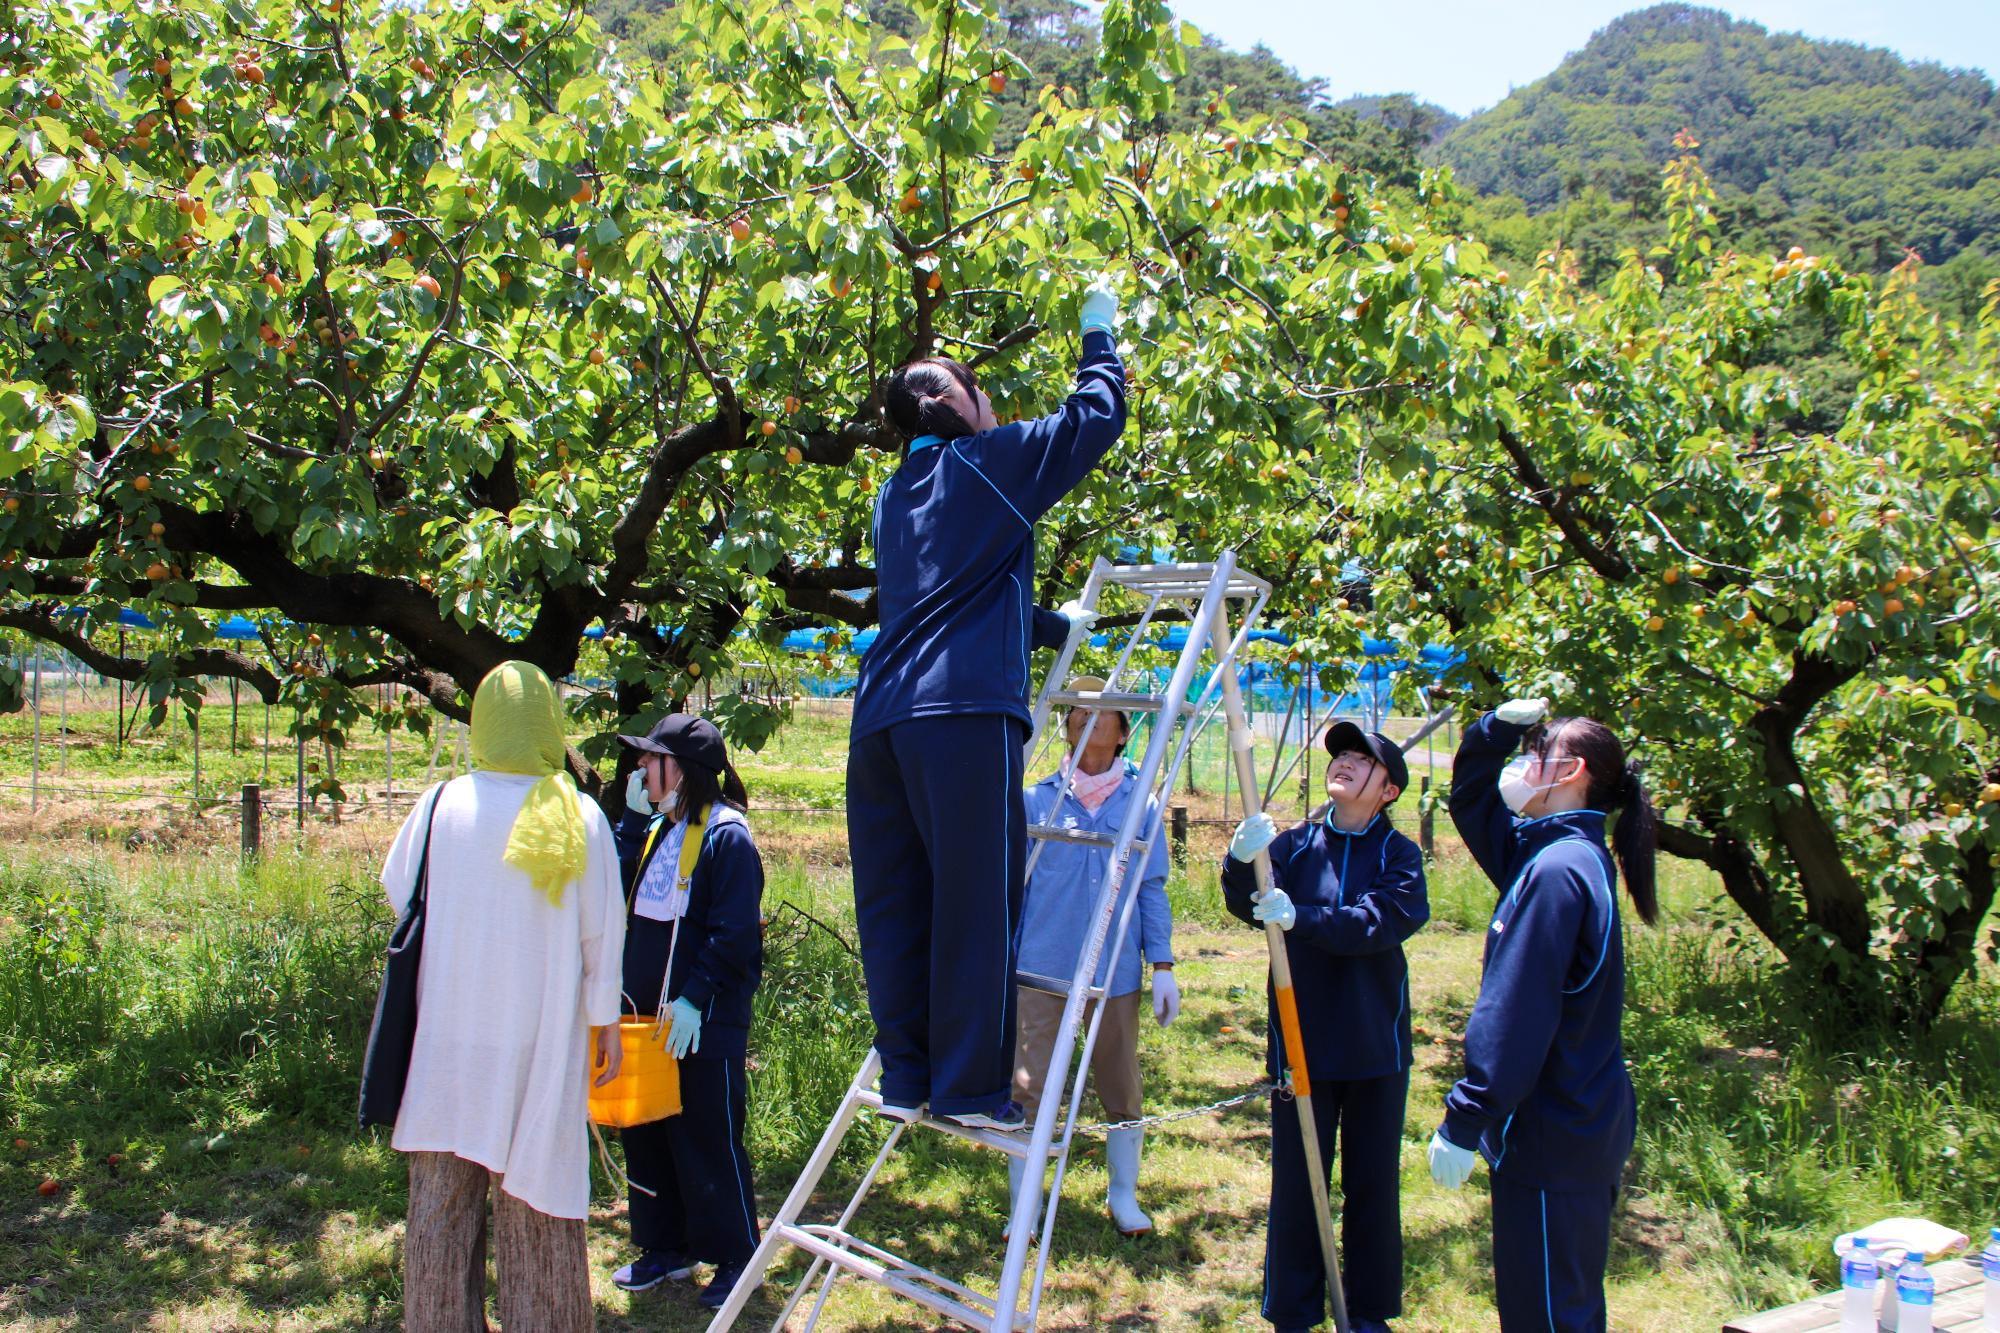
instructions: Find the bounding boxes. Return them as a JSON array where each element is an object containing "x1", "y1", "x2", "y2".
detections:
[
  {"x1": 846, "y1": 275, "x2": 1126, "y2": 1130},
  {"x1": 1224, "y1": 722, "x2": 1430, "y2": 1333},
  {"x1": 608, "y1": 715, "x2": 765, "y2": 1313},
  {"x1": 1427, "y1": 698, "x2": 1659, "y2": 1333}
]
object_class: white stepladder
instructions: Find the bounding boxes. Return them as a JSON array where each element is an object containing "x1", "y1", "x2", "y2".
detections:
[{"x1": 705, "y1": 551, "x2": 1349, "y2": 1333}]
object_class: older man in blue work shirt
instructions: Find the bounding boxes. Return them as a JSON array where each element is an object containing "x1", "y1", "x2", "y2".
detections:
[{"x1": 1010, "y1": 676, "x2": 1177, "y2": 1236}]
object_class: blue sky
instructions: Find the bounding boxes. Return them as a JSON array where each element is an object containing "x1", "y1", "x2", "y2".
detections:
[{"x1": 1161, "y1": 0, "x2": 2000, "y2": 117}]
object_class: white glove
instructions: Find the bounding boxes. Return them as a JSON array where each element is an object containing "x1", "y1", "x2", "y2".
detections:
[
  {"x1": 1428, "y1": 1129, "x2": 1477, "y2": 1190},
  {"x1": 1150, "y1": 969, "x2": 1180, "y2": 1027},
  {"x1": 1078, "y1": 276, "x2": 1120, "y2": 335},
  {"x1": 1251, "y1": 886, "x2": 1296, "y2": 931},
  {"x1": 1058, "y1": 598, "x2": 1097, "y2": 640},
  {"x1": 1227, "y1": 811, "x2": 1279, "y2": 863},
  {"x1": 624, "y1": 768, "x2": 653, "y2": 815},
  {"x1": 1495, "y1": 697, "x2": 1549, "y2": 727}
]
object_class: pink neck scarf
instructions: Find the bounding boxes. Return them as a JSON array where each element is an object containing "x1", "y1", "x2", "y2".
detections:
[{"x1": 1063, "y1": 760, "x2": 1126, "y2": 812}]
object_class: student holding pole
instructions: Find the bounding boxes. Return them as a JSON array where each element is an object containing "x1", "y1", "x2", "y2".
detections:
[
  {"x1": 1428, "y1": 698, "x2": 1659, "y2": 1333},
  {"x1": 1225, "y1": 723, "x2": 1429, "y2": 1333},
  {"x1": 845, "y1": 277, "x2": 1126, "y2": 1130}
]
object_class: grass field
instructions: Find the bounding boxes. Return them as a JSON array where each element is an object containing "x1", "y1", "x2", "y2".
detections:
[{"x1": 2, "y1": 702, "x2": 1997, "y2": 1331}]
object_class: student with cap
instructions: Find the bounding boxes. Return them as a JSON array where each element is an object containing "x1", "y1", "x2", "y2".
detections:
[
  {"x1": 1009, "y1": 677, "x2": 1177, "y2": 1235},
  {"x1": 608, "y1": 714, "x2": 766, "y2": 1312},
  {"x1": 1222, "y1": 721, "x2": 1430, "y2": 1333},
  {"x1": 846, "y1": 274, "x2": 1127, "y2": 1130},
  {"x1": 1428, "y1": 699, "x2": 1659, "y2": 1333}
]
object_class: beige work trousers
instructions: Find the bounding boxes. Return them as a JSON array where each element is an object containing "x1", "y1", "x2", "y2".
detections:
[
  {"x1": 403, "y1": 1149, "x2": 594, "y2": 1333},
  {"x1": 1011, "y1": 985, "x2": 1143, "y2": 1123}
]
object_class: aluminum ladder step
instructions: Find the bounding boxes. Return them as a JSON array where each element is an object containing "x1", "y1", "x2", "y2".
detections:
[
  {"x1": 1015, "y1": 968, "x2": 1106, "y2": 1001},
  {"x1": 773, "y1": 1223, "x2": 1030, "y2": 1331},
  {"x1": 853, "y1": 1089, "x2": 1039, "y2": 1157},
  {"x1": 1098, "y1": 559, "x2": 1272, "y2": 599},
  {"x1": 1026, "y1": 823, "x2": 1115, "y2": 849},
  {"x1": 1047, "y1": 688, "x2": 1163, "y2": 712}
]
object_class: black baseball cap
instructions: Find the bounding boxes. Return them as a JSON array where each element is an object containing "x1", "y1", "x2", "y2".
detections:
[
  {"x1": 1323, "y1": 721, "x2": 1409, "y2": 794},
  {"x1": 617, "y1": 713, "x2": 726, "y2": 775}
]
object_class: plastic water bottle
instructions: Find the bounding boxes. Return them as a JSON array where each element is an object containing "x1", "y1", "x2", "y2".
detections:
[
  {"x1": 1982, "y1": 1226, "x2": 2000, "y2": 1331},
  {"x1": 1895, "y1": 1256, "x2": 1934, "y2": 1333},
  {"x1": 1840, "y1": 1239, "x2": 1879, "y2": 1333}
]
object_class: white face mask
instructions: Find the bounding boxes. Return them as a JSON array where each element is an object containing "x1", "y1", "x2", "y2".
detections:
[{"x1": 1498, "y1": 754, "x2": 1582, "y2": 815}]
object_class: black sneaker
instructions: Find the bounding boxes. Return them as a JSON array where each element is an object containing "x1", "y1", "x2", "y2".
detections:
[
  {"x1": 944, "y1": 1099, "x2": 1027, "y2": 1131},
  {"x1": 698, "y1": 1259, "x2": 752, "y2": 1310},
  {"x1": 612, "y1": 1249, "x2": 696, "y2": 1292}
]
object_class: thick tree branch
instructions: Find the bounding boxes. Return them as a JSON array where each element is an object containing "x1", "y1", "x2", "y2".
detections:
[
  {"x1": 1496, "y1": 425, "x2": 1633, "y2": 581},
  {"x1": 1749, "y1": 649, "x2": 1870, "y2": 959},
  {"x1": 0, "y1": 605, "x2": 282, "y2": 702},
  {"x1": 601, "y1": 413, "x2": 744, "y2": 601}
]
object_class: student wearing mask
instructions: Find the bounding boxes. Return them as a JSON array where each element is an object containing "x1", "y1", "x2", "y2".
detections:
[
  {"x1": 1223, "y1": 723, "x2": 1430, "y2": 1333},
  {"x1": 608, "y1": 715, "x2": 764, "y2": 1313},
  {"x1": 1428, "y1": 697, "x2": 1659, "y2": 1333},
  {"x1": 1009, "y1": 678, "x2": 1177, "y2": 1236},
  {"x1": 846, "y1": 277, "x2": 1126, "y2": 1130}
]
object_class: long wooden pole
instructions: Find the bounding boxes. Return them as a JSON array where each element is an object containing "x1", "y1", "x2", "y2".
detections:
[{"x1": 1206, "y1": 586, "x2": 1349, "y2": 1333}]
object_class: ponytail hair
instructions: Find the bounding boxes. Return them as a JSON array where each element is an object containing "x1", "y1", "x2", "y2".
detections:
[
  {"x1": 885, "y1": 357, "x2": 979, "y2": 445},
  {"x1": 1528, "y1": 717, "x2": 1660, "y2": 925}
]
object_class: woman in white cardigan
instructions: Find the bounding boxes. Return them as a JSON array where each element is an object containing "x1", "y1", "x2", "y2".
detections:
[{"x1": 378, "y1": 661, "x2": 626, "y2": 1332}]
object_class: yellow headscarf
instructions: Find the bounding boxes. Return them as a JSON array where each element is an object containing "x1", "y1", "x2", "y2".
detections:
[{"x1": 470, "y1": 661, "x2": 588, "y2": 906}]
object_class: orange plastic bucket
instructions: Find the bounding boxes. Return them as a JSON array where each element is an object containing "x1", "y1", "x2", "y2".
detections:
[{"x1": 589, "y1": 1020, "x2": 682, "y2": 1127}]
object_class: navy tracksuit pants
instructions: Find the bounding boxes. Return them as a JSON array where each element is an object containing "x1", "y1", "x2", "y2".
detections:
[
  {"x1": 1264, "y1": 1069, "x2": 1408, "y2": 1329},
  {"x1": 846, "y1": 714, "x2": 1027, "y2": 1117},
  {"x1": 621, "y1": 1056, "x2": 760, "y2": 1266},
  {"x1": 1490, "y1": 1174, "x2": 1617, "y2": 1333}
]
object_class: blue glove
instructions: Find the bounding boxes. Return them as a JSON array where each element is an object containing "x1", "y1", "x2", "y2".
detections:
[
  {"x1": 1251, "y1": 886, "x2": 1296, "y2": 931},
  {"x1": 665, "y1": 997, "x2": 703, "y2": 1058},
  {"x1": 1228, "y1": 812, "x2": 1279, "y2": 862},
  {"x1": 1428, "y1": 1129, "x2": 1477, "y2": 1190},
  {"x1": 1078, "y1": 277, "x2": 1120, "y2": 336}
]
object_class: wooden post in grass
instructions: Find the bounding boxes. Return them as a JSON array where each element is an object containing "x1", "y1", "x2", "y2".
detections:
[
  {"x1": 1170, "y1": 804, "x2": 1188, "y2": 866},
  {"x1": 241, "y1": 784, "x2": 261, "y2": 862}
]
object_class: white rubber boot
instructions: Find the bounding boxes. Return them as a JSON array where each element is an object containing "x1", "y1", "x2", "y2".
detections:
[
  {"x1": 1106, "y1": 1127, "x2": 1153, "y2": 1236},
  {"x1": 1003, "y1": 1156, "x2": 1026, "y2": 1241}
]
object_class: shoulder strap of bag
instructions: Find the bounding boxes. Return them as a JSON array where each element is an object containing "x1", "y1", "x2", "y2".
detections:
[
  {"x1": 651, "y1": 803, "x2": 710, "y2": 1034},
  {"x1": 624, "y1": 815, "x2": 669, "y2": 914},
  {"x1": 410, "y1": 781, "x2": 446, "y2": 909}
]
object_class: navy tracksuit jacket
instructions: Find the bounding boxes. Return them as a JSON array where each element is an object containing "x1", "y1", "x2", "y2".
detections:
[
  {"x1": 846, "y1": 330, "x2": 1126, "y2": 1116},
  {"x1": 1222, "y1": 813, "x2": 1429, "y2": 1328},
  {"x1": 1444, "y1": 713, "x2": 1634, "y2": 1333},
  {"x1": 616, "y1": 804, "x2": 764, "y2": 1266}
]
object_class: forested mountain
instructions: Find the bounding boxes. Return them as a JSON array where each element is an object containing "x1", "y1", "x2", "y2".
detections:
[
  {"x1": 1438, "y1": 5, "x2": 2000, "y2": 265},
  {"x1": 587, "y1": 0, "x2": 1997, "y2": 306}
]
